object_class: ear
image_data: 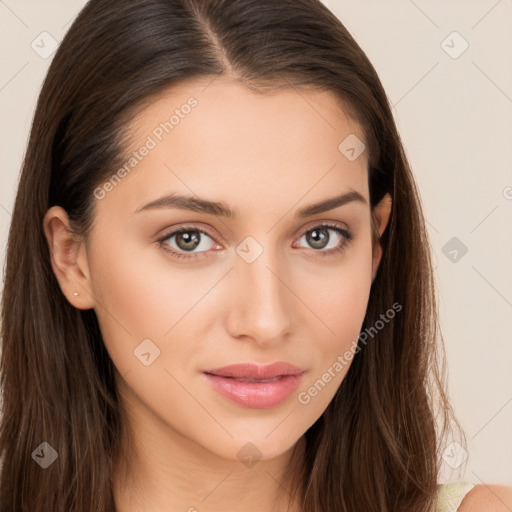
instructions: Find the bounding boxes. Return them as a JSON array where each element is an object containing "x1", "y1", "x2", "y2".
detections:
[
  {"x1": 370, "y1": 193, "x2": 392, "y2": 282},
  {"x1": 42, "y1": 206, "x2": 94, "y2": 310}
]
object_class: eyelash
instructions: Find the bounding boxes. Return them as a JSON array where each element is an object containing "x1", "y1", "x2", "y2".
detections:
[{"x1": 156, "y1": 222, "x2": 354, "y2": 262}]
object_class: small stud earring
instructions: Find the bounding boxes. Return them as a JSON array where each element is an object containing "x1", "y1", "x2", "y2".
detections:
[{"x1": 73, "y1": 291, "x2": 79, "y2": 296}]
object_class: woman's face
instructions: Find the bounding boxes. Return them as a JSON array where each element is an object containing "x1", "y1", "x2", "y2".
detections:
[{"x1": 46, "y1": 78, "x2": 390, "y2": 464}]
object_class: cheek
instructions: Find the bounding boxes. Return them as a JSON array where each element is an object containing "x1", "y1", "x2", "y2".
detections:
[
  {"x1": 312, "y1": 267, "x2": 371, "y2": 335},
  {"x1": 86, "y1": 235, "x2": 172, "y2": 369},
  {"x1": 87, "y1": 235, "x2": 223, "y2": 375},
  {"x1": 293, "y1": 238, "x2": 373, "y2": 407},
  {"x1": 306, "y1": 240, "x2": 373, "y2": 346}
]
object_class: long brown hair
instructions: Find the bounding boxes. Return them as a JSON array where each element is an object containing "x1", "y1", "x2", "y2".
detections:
[{"x1": 0, "y1": 0, "x2": 463, "y2": 510}]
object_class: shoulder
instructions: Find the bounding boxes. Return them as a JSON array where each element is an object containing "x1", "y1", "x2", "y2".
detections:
[{"x1": 457, "y1": 484, "x2": 512, "y2": 511}]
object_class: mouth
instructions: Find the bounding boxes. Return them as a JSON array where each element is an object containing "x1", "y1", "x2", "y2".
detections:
[
  {"x1": 211, "y1": 376, "x2": 284, "y2": 383},
  {"x1": 203, "y1": 362, "x2": 306, "y2": 409}
]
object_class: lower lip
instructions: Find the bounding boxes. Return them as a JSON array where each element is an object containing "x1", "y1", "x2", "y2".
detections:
[{"x1": 203, "y1": 372, "x2": 304, "y2": 409}]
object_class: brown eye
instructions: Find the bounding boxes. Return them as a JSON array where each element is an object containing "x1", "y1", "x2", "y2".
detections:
[
  {"x1": 305, "y1": 227, "x2": 331, "y2": 250},
  {"x1": 158, "y1": 227, "x2": 220, "y2": 261},
  {"x1": 175, "y1": 230, "x2": 201, "y2": 251},
  {"x1": 297, "y1": 225, "x2": 349, "y2": 252}
]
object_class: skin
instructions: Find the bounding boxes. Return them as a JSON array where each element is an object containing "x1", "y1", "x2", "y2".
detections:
[
  {"x1": 459, "y1": 485, "x2": 512, "y2": 512},
  {"x1": 42, "y1": 76, "x2": 436, "y2": 511}
]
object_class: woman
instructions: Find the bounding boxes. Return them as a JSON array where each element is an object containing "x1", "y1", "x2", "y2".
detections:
[{"x1": 0, "y1": 0, "x2": 510, "y2": 510}]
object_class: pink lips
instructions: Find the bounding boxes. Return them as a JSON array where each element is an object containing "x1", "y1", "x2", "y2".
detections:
[{"x1": 203, "y1": 362, "x2": 305, "y2": 409}]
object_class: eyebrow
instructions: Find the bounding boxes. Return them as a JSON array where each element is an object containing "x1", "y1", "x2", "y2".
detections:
[{"x1": 135, "y1": 189, "x2": 367, "y2": 218}]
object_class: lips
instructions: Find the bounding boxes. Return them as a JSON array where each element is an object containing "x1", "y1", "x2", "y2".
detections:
[
  {"x1": 203, "y1": 362, "x2": 306, "y2": 409},
  {"x1": 205, "y1": 362, "x2": 305, "y2": 379}
]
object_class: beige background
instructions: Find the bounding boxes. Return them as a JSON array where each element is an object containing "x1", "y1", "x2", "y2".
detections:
[{"x1": 1, "y1": 0, "x2": 511, "y2": 486}]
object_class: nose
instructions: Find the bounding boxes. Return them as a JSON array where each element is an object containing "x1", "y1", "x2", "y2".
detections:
[{"x1": 225, "y1": 245, "x2": 293, "y2": 347}]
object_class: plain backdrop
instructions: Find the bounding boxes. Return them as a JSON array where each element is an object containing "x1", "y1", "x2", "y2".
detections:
[{"x1": 1, "y1": 0, "x2": 511, "y2": 486}]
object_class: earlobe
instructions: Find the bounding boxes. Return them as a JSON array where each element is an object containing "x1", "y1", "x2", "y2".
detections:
[
  {"x1": 42, "y1": 206, "x2": 94, "y2": 310},
  {"x1": 371, "y1": 193, "x2": 392, "y2": 281}
]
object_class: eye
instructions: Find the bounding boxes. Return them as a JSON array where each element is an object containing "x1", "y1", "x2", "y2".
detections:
[
  {"x1": 157, "y1": 226, "x2": 220, "y2": 261},
  {"x1": 294, "y1": 223, "x2": 353, "y2": 256},
  {"x1": 157, "y1": 222, "x2": 354, "y2": 262}
]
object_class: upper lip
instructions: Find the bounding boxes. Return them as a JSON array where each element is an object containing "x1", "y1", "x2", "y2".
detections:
[{"x1": 204, "y1": 362, "x2": 305, "y2": 379}]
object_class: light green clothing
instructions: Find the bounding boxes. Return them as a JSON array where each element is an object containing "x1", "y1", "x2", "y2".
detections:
[{"x1": 434, "y1": 481, "x2": 475, "y2": 512}]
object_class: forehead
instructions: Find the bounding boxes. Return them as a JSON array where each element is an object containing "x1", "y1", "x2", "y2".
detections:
[
  {"x1": 98, "y1": 78, "x2": 369, "y2": 219},
  {"x1": 128, "y1": 77, "x2": 365, "y2": 155}
]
